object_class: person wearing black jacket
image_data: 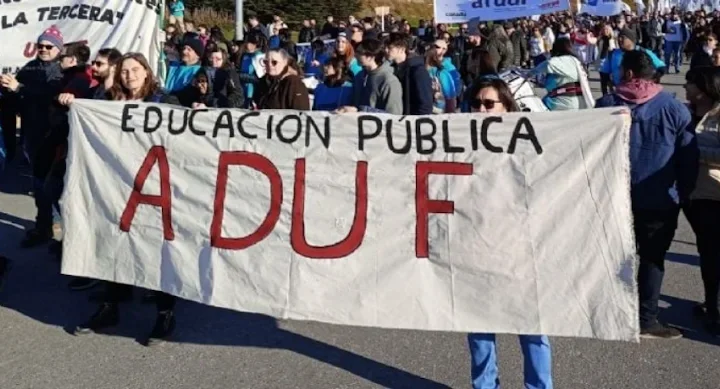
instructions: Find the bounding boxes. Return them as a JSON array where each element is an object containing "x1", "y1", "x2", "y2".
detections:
[
  {"x1": 691, "y1": 33, "x2": 717, "y2": 69},
  {"x1": 175, "y1": 66, "x2": 244, "y2": 108},
  {"x1": 506, "y1": 22, "x2": 528, "y2": 68},
  {"x1": 299, "y1": 20, "x2": 316, "y2": 44},
  {"x1": 386, "y1": 33, "x2": 433, "y2": 115}
]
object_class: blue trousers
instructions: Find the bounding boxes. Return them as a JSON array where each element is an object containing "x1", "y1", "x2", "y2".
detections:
[
  {"x1": 467, "y1": 333, "x2": 553, "y2": 389},
  {"x1": 664, "y1": 41, "x2": 683, "y2": 71}
]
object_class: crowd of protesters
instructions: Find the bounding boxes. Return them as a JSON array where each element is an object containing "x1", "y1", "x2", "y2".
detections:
[{"x1": 1, "y1": 5, "x2": 720, "y2": 389}]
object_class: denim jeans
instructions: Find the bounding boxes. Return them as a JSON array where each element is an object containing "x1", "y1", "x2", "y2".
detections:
[
  {"x1": 664, "y1": 41, "x2": 683, "y2": 70},
  {"x1": 467, "y1": 333, "x2": 553, "y2": 389},
  {"x1": 633, "y1": 208, "x2": 679, "y2": 328}
]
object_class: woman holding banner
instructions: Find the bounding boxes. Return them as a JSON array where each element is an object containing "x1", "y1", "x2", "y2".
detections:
[
  {"x1": 75, "y1": 53, "x2": 180, "y2": 346},
  {"x1": 465, "y1": 77, "x2": 554, "y2": 389}
]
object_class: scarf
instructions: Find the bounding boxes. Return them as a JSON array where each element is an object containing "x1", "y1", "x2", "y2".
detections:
[{"x1": 615, "y1": 79, "x2": 663, "y2": 105}]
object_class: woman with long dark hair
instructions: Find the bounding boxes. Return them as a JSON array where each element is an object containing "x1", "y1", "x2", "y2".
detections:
[
  {"x1": 76, "y1": 53, "x2": 180, "y2": 345},
  {"x1": 684, "y1": 66, "x2": 720, "y2": 337},
  {"x1": 464, "y1": 78, "x2": 554, "y2": 389}
]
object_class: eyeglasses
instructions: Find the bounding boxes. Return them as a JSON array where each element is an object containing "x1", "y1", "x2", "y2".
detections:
[
  {"x1": 37, "y1": 44, "x2": 55, "y2": 51},
  {"x1": 471, "y1": 99, "x2": 503, "y2": 110},
  {"x1": 264, "y1": 59, "x2": 279, "y2": 66}
]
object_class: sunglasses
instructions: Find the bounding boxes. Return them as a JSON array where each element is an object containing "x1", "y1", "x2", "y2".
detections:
[
  {"x1": 91, "y1": 61, "x2": 107, "y2": 67},
  {"x1": 471, "y1": 99, "x2": 502, "y2": 110},
  {"x1": 37, "y1": 44, "x2": 55, "y2": 51},
  {"x1": 263, "y1": 59, "x2": 279, "y2": 66}
]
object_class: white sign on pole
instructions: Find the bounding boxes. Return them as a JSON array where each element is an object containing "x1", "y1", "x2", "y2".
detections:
[
  {"x1": 434, "y1": 0, "x2": 570, "y2": 23},
  {"x1": 62, "y1": 101, "x2": 639, "y2": 341},
  {"x1": 581, "y1": 0, "x2": 627, "y2": 16},
  {"x1": 0, "y1": 0, "x2": 162, "y2": 75}
]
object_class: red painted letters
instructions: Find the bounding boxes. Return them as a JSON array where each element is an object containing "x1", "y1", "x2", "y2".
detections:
[
  {"x1": 210, "y1": 151, "x2": 283, "y2": 249},
  {"x1": 415, "y1": 162, "x2": 473, "y2": 258},
  {"x1": 291, "y1": 159, "x2": 369, "y2": 259},
  {"x1": 119, "y1": 146, "x2": 174, "y2": 240}
]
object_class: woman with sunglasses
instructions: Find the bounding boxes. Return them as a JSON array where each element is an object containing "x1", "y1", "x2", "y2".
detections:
[
  {"x1": 465, "y1": 77, "x2": 554, "y2": 389},
  {"x1": 75, "y1": 53, "x2": 181, "y2": 346},
  {"x1": 253, "y1": 48, "x2": 310, "y2": 110},
  {"x1": 238, "y1": 32, "x2": 267, "y2": 109},
  {"x1": 683, "y1": 66, "x2": 720, "y2": 337}
]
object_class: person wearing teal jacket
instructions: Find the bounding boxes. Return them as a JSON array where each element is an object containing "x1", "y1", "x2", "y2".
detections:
[
  {"x1": 238, "y1": 33, "x2": 267, "y2": 108},
  {"x1": 600, "y1": 28, "x2": 666, "y2": 88},
  {"x1": 426, "y1": 47, "x2": 458, "y2": 113},
  {"x1": 165, "y1": 37, "x2": 203, "y2": 92},
  {"x1": 336, "y1": 32, "x2": 363, "y2": 76}
]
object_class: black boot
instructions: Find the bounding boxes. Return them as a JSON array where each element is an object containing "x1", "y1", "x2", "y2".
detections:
[
  {"x1": 143, "y1": 310, "x2": 176, "y2": 346},
  {"x1": 20, "y1": 228, "x2": 51, "y2": 249},
  {"x1": 75, "y1": 303, "x2": 119, "y2": 334}
]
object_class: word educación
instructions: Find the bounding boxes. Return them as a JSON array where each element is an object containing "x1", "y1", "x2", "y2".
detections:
[{"x1": 118, "y1": 106, "x2": 543, "y2": 260}]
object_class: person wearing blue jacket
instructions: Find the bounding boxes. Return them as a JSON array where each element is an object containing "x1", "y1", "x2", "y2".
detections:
[
  {"x1": 165, "y1": 37, "x2": 203, "y2": 93},
  {"x1": 313, "y1": 57, "x2": 353, "y2": 111},
  {"x1": 596, "y1": 50, "x2": 699, "y2": 340},
  {"x1": 426, "y1": 46, "x2": 458, "y2": 113},
  {"x1": 601, "y1": 28, "x2": 666, "y2": 91},
  {"x1": 386, "y1": 32, "x2": 434, "y2": 115},
  {"x1": 304, "y1": 39, "x2": 330, "y2": 79}
]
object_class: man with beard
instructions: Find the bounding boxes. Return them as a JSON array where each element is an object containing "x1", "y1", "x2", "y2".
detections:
[
  {"x1": 59, "y1": 47, "x2": 122, "y2": 291},
  {"x1": 1, "y1": 26, "x2": 64, "y2": 248},
  {"x1": 165, "y1": 37, "x2": 203, "y2": 93},
  {"x1": 600, "y1": 28, "x2": 666, "y2": 93}
]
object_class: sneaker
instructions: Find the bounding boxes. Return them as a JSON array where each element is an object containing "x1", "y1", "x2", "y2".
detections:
[
  {"x1": 20, "y1": 229, "x2": 51, "y2": 249},
  {"x1": 640, "y1": 323, "x2": 683, "y2": 339},
  {"x1": 143, "y1": 310, "x2": 176, "y2": 346},
  {"x1": 75, "y1": 303, "x2": 119, "y2": 334},
  {"x1": 68, "y1": 277, "x2": 100, "y2": 291},
  {"x1": 0, "y1": 256, "x2": 11, "y2": 291}
]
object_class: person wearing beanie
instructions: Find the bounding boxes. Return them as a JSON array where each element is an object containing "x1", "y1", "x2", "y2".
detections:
[
  {"x1": 165, "y1": 37, "x2": 203, "y2": 92},
  {"x1": 600, "y1": 27, "x2": 666, "y2": 92},
  {"x1": 0, "y1": 25, "x2": 64, "y2": 248}
]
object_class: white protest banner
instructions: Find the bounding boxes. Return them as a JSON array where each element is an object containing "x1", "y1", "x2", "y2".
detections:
[
  {"x1": 434, "y1": 0, "x2": 569, "y2": 24},
  {"x1": 62, "y1": 101, "x2": 638, "y2": 341},
  {"x1": 0, "y1": 0, "x2": 161, "y2": 75},
  {"x1": 581, "y1": 0, "x2": 627, "y2": 16}
]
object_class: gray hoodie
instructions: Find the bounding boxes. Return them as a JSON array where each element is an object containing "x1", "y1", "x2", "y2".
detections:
[{"x1": 352, "y1": 62, "x2": 403, "y2": 115}]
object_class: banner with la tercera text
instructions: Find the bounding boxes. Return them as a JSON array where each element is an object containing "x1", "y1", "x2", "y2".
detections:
[
  {"x1": 434, "y1": 0, "x2": 570, "y2": 24},
  {"x1": 62, "y1": 101, "x2": 638, "y2": 341},
  {"x1": 0, "y1": 0, "x2": 161, "y2": 75}
]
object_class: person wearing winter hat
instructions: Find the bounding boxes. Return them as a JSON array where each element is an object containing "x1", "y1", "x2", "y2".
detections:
[
  {"x1": 600, "y1": 27, "x2": 666, "y2": 91},
  {"x1": 0, "y1": 25, "x2": 64, "y2": 248},
  {"x1": 165, "y1": 37, "x2": 203, "y2": 92}
]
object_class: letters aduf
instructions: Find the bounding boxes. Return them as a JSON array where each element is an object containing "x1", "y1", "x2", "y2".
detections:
[
  {"x1": 291, "y1": 159, "x2": 369, "y2": 259},
  {"x1": 119, "y1": 146, "x2": 174, "y2": 240},
  {"x1": 210, "y1": 151, "x2": 283, "y2": 249},
  {"x1": 415, "y1": 161, "x2": 473, "y2": 258}
]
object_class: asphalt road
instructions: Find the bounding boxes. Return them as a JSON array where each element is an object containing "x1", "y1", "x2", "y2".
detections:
[{"x1": 1, "y1": 66, "x2": 719, "y2": 389}]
